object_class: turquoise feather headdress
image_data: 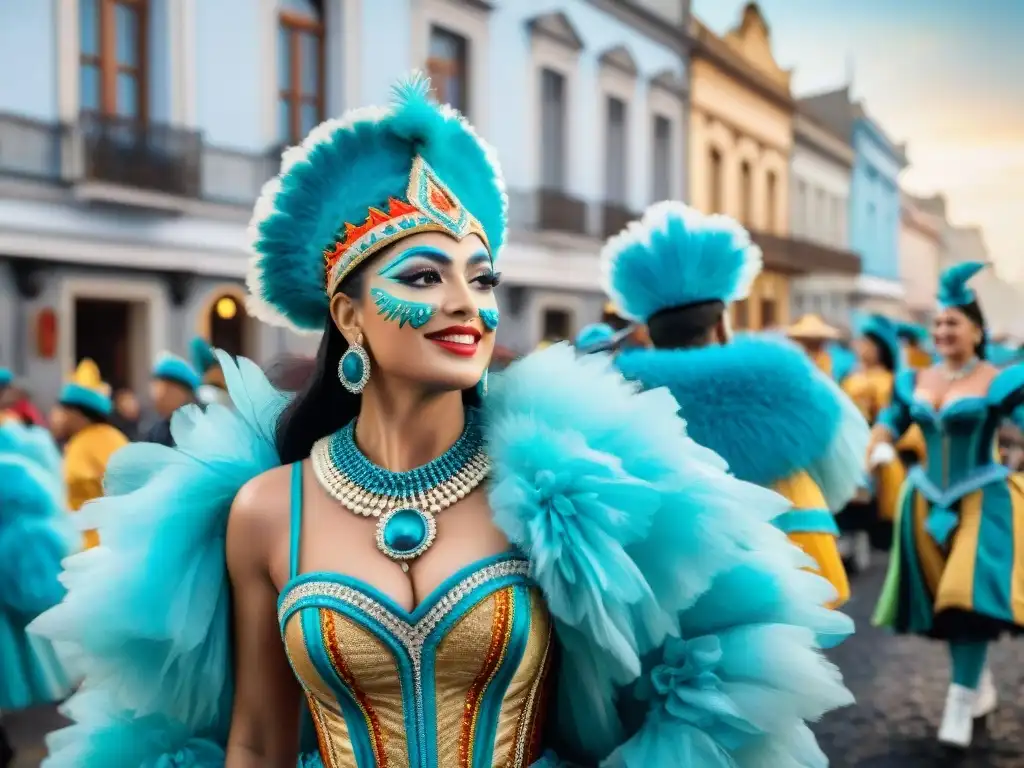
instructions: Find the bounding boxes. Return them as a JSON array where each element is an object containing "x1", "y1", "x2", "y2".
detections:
[
  {"x1": 247, "y1": 72, "x2": 507, "y2": 332},
  {"x1": 189, "y1": 336, "x2": 217, "y2": 374},
  {"x1": 856, "y1": 313, "x2": 901, "y2": 369},
  {"x1": 895, "y1": 321, "x2": 928, "y2": 343},
  {"x1": 937, "y1": 261, "x2": 987, "y2": 308},
  {"x1": 601, "y1": 201, "x2": 762, "y2": 323}
]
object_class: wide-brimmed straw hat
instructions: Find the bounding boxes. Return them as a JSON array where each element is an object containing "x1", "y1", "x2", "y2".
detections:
[{"x1": 785, "y1": 314, "x2": 841, "y2": 341}]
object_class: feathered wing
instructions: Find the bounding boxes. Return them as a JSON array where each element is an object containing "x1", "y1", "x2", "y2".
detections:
[
  {"x1": 30, "y1": 353, "x2": 288, "y2": 767},
  {"x1": 614, "y1": 335, "x2": 868, "y2": 510},
  {"x1": 486, "y1": 344, "x2": 854, "y2": 767}
]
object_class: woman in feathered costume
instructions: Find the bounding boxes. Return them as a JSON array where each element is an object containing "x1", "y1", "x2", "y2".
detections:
[
  {"x1": 31, "y1": 75, "x2": 852, "y2": 767},
  {"x1": 0, "y1": 419, "x2": 73, "y2": 765},
  {"x1": 605, "y1": 202, "x2": 869, "y2": 610},
  {"x1": 872, "y1": 261, "x2": 1024, "y2": 748}
]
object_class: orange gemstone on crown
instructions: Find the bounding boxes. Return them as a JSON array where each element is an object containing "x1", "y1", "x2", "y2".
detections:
[{"x1": 429, "y1": 185, "x2": 456, "y2": 214}]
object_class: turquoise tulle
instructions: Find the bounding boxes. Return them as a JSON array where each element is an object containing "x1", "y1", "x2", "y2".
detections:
[
  {"x1": 33, "y1": 345, "x2": 852, "y2": 767},
  {"x1": 0, "y1": 423, "x2": 73, "y2": 710},
  {"x1": 31, "y1": 353, "x2": 288, "y2": 765},
  {"x1": 486, "y1": 345, "x2": 853, "y2": 766}
]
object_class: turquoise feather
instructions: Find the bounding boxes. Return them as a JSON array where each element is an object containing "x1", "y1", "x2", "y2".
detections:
[
  {"x1": 937, "y1": 260, "x2": 987, "y2": 307},
  {"x1": 189, "y1": 337, "x2": 218, "y2": 374}
]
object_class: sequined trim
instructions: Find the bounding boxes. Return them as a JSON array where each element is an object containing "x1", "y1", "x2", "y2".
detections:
[
  {"x1": 459, "y1": 588, "x2": 513, "y2": 768},
  {"x1": 511, "y1": 620, "x2": 552, "y2": 768},
  {"x1": 322, "y1": 610, "x2": 388, "y2": 766}
]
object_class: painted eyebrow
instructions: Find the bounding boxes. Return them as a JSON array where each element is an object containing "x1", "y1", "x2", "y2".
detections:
[
  {"x1": 377, "y1": 245, "x2": 453, "y2": 275},
  {"x1": 467, "y1": 250, "x2": 492, "y2": 268}
]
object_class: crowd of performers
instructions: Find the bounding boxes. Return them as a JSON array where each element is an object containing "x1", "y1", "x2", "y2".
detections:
[{"x1": 0, "y1": 74, "x2": 1022, "y2": 767}]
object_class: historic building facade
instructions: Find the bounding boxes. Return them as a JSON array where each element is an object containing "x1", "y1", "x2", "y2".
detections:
[
  {"x1": 0, "y1": 0, "x2": 692, "y2": 402},
  {"x1": 788, "y1": 109, "x2": 861, "y2": 330},
  {"x1": 899, "y1": 193, "x2": 944, "y2": 324},
  {"x1": 800, "y1": 86, "x2": 908, "y2": 317},
  {"x1": 688, "y1": 3, "x2": 858, "y2": 331}
]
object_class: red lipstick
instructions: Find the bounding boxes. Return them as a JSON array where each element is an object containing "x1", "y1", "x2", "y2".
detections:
[{"x1": 424, "y1": 325, "x2": 481, "y2": 357}]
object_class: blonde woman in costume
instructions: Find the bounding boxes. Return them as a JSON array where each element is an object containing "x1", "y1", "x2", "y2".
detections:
[
  {"x1": 872, "y1": 262, "x2": 1024, "y2": 748},
  {"x1": 605, "y1": 202, "x2": 868, "y2": 610},
  {"x1": 31, "y1": 75, "x2": 852, "y2": 768}
]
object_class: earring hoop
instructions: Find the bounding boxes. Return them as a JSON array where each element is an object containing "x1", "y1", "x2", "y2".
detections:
[{"x1": 338, "y1": 333, "x2": 370, "y2": 394}]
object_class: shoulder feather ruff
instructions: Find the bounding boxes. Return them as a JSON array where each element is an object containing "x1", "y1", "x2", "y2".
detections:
[
  {"x1": 615, "y1": 336, "x2": 869, "y2": 509},
  {"x1": 486, "y1": 343, "x2": 853, "y2": 765},
  {"x1": 30, "y1": 353, "x2": 289, "y2": 766}
]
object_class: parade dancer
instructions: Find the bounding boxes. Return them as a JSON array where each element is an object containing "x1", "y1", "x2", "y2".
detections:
[
  {"x1": 605, "y1": 202, "x2": 868, "y2": 609},
  {"x1": 190, "y1": 336, "x2": 233, "y2": 407},
  {"x1": 0, "y1": 419, "x2": 73, "y2": 768},
  {"x1": 896, "y1": 321, "x2": 935, "y2": 371},
  {"x1": 50, "y1": 360, "x2": 128, "y2": 550},
  {"x1": 30, "y1": 74, "x2": 852, "y2": 767},
  {"x1": 872, "y1": 261, "x2": 1024, "y2": 748},
  {"x1": 142, "y1": 353, "x2": 200, "y2": 446},
  {"x1": 785, "y1": 314, "x2": 843, "y2": 378}
]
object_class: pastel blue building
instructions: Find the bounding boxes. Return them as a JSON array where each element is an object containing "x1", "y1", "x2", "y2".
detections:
[
  {"x1": 800, "y1": 86, "x2": 908, "y2": 315},
  {"x1": 0, "y1": 0, "x2": 690, "y2": 403}
]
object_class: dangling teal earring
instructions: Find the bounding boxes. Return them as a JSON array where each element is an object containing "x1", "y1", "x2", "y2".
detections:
[
  {"x1": 477, "y1": 368, "x2": 488, "y2": 397},
  {"x1": 338, "y1": 333, "x2": 370, "y2": 394}
]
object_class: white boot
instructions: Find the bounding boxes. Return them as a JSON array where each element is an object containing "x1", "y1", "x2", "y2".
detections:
[
  {"x1": 938, "y1": 684, "x2": 975, "y2": 748},
  {"x1": 972, "y1": 667, "x2": 998, "y2": 718}
]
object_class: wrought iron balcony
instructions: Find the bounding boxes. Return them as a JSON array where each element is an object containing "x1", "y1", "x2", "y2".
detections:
[
  {"x1": 0, "y1": 113, "x2": 63, "y2": 180},
  {"x1": 536, "y1": 188, "x2": 587, "y2": 235},
  {"x1": 602, "y1": 201, "x2": 636, "y2": 238},
  {"x1": 77, "y1": 113, "x2": 202, "y2": 198}
]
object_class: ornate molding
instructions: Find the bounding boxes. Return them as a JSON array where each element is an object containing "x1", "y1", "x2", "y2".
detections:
[
  {"x1": 526, "y1": 11, "x2": 584, "y2": 51},
  {"x1": 598, "y1": 44, "x2": 638, "y2": 76}
]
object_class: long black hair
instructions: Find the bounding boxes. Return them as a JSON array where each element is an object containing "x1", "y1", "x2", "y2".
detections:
[
  {"x1": 274, "y1": 268, "x2": 482, "y2": 465},
  {"x1": 863, "y1": 332, "x2": 896, "y2": 373}
]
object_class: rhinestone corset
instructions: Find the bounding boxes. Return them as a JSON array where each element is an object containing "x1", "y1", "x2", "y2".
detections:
[{"x1": 278, "y1": 553, "x2": 553, "y2": 768}]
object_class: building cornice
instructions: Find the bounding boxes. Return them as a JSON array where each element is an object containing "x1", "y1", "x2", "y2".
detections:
[
  {"x1": 688, "y1": 17, "x2": 794, "y2": 113},
  {"x1": 583, "y1": 0, "x2": 690, "y2": 55},
  {"x1": 793, "y1": 112, "x2": 853, "y2": 169}
]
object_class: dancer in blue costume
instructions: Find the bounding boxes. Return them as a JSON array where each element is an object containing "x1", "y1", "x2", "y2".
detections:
[
  {"x1": 0, "y1": 420, "x2": 73, "y2": 766},
  {"x1": 605, "y1": 202, "x2": 869, "y2": 609},
  {"x1": 31, "y1": 74, "x2": 852, "y2": 768},
  {"x1": 872, "y1": 261, "x2": 1024, "y2": 749}
]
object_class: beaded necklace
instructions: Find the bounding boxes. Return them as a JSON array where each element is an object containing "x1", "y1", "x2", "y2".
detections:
[
  {"x1": 941, "y1": 356, "x2": 979, "y2": 382},
  {"x1": 311, "y1": 408, "x2": 489, "y2": 568}
]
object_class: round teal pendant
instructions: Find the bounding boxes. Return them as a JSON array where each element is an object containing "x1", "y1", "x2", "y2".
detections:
[{"x1": 376, "y1": 507, "x2": 436, "y2": 562}]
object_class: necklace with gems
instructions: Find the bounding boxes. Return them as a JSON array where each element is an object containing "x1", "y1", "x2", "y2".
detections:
[
  {"x1": 942, "y1": 356, "x2": 979, "y2": 381},
  {"x1": 311, "y1": 409, "x2": 490, "y2": 570}
]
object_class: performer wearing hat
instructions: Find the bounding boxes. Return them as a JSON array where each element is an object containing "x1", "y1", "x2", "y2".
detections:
[
  {"x1": 607, "y1": 202, "x2": 868, "y2": 609},
  {"x1": 31, "y1": 74, "x2": 851, "y2": 768},
  {"x1": 896, "y1": 321, "x2": 936, "y2": 371},
  {"x1": 143, "y1": 353, "x2": 200, "y2": 447},
  {"x1": 49, "y1": 359, "x2": 128, "y2": 549},
  {"x1": 190, "y1": 336, "x2": 232, "y2": 407},
  {"x1": 786, "y1": 314, "x2": 842, "y2": 376},
  {"x1": 872, "y1": 261, "x2": 1024, "y2": 748}
]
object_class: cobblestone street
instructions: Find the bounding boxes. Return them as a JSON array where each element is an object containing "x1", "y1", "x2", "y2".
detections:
[
  {"x1": 815, "y1": 557, "x2": 1024, "y2": 767},
  {"x1": 5, "y1": 557, "x2": 1024, "y2": 767}
]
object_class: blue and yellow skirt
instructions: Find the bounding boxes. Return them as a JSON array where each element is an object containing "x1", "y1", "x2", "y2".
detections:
[{"x1": 874, "y1": 473, "x2": 1024, "y2": 639}]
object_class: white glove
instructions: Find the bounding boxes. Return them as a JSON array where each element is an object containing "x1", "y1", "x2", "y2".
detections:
[{"x1": 869, "y1": 441, "x2": 897, "y2": 469}]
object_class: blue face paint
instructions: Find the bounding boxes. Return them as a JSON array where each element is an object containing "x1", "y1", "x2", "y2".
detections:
[
  {"x1": 479, "y1": 308, "x2": 500, "y2": 331},
  {"x1": 378, "y1": 245, "x2": 453, "y2": 282},
  {"x1": 370, "y1": 288, "x2": 436, "y2": 329}
]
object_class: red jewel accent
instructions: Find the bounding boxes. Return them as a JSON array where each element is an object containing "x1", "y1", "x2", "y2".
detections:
[{"x1": 429, "y1": 184, "x2": 456, "y2": 215}]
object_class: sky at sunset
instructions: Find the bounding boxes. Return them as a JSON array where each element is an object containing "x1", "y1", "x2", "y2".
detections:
[{"x1": 692, "y1": 0, "x2": 1024, "y2": 284}]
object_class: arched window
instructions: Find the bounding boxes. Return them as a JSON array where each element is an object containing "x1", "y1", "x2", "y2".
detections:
[{"x1": 208, "y1": 294, "x2": 248, "y2": 357}]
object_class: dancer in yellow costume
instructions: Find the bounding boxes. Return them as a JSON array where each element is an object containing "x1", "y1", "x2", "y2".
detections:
[
  {"x1": 606, "y1": 202, "x2": 869, "y2": 608},
  {"x1": 48, "y1": 360, "x2": 128, "y2": 549}
]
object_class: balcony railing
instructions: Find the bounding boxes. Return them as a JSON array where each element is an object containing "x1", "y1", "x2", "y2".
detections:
[
  {"x1": 537, "y1": 188, "x2": 587, "y2": 235},
  {"x1": 0, "y1": 113, "x2": 63, "y2": 180},
  {"x1": 602, "y1": 202, "x2": 636, "y2": 238},
  {"x1": 78, "y1": 113, "x2": 202, "y2": 198}
]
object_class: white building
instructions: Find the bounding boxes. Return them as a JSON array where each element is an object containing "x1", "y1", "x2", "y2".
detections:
[
  {"x1": 0, "y1": 0, "x2": 691, "y2": 404},
  {"x1": 788, "y1": 109, "x2": 861, "y2": 330},
  {"x1": 899, "y1": 193, "x2": 943, "y2": 324}
]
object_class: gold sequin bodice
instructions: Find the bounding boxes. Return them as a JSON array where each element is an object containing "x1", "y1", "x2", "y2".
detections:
[{"x1": 278, "y1": 553, "x2": 553, "y2": 767}]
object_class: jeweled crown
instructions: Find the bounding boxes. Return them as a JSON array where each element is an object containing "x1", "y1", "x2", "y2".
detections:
[{"x1": 324, "y1": 156, "x2": 490, "y2": 294}]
